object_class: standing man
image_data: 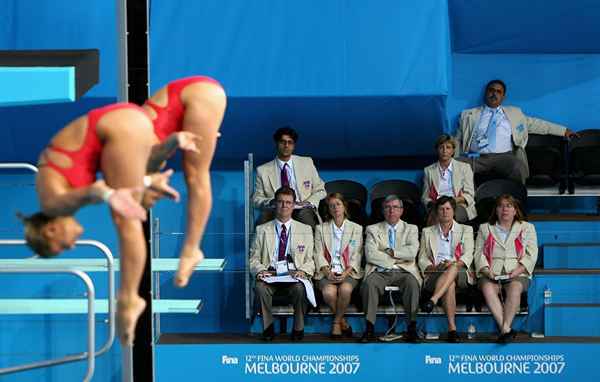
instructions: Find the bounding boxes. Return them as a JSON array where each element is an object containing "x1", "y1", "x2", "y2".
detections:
[
  {"x1": 455, "y1": 79, "x2": 576, "y2": 183},
  {"x1": 253, "y1": 126, "x2": 326, "y2": 228},
  {"x1": 360, "y1": 195, "x2": 421, "y2": 343},
  {"x1": 250, "y1": 186, "x2": 315, "y2": 341}
]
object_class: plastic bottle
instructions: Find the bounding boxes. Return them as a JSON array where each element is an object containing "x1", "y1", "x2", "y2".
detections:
[
  {"x1": 467, "y1": 322, "x2": 476, "y2": 340},
  {"x1": 544, "y1": 286, "x2": 552, "y2": 305}
]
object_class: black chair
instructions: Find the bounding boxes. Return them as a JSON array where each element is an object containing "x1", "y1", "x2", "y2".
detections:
[
  {"x1": 526, "y1": 133, "x2": 568, "y2": 193},
  {"x1": 369, "y1": 180, "x2": 424, "y2": 227},
  {"x1": 475, "y1": 179, "x2": 527, "y2": 223},
  {"x1": 319, "y1": 180, "x2": 368, "y2": 226},
  {"x1": 569, "y1": 129, "x2": 600, "y2": 189}
]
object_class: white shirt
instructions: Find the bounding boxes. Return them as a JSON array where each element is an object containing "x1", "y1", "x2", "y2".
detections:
[
  {"x1": 276, "y1": 158, "x2": 300, "y2": 202},
  {"x1": 271, "y1": 219, "x2": 292, "y2": 268},
  {"x1": 472, "y1": 106, "x2": 513, "y2": 154},
  {"x1": 330, "y1": 220, "x2": 346, "y2": 273},
  {"x1": 437, "y1": 160, "x2": 455, "y2": 197},
  {"x1": 494, "y1": 223, "x2": 510, "y2": 243},
  {"x1": 435, "y1": 223, "x2": 454, "y2": 264}
]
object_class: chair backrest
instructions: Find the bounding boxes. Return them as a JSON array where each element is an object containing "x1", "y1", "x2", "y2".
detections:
[
  {"x1": 370, "y1": 180, "x2": 420, "y2": 204},
  {"x1": 525, "y1": 133, "x2": 566, "y2": 186},
  {"x1": 324, "y1": 180, "x2": 368, "y2": 208},
  {"x1": 475, "y1": 179, "x2": 527, "y2": 222},
  {"x1": 319, "y1": 180, "x2": 369, "y2": 226},
  {"x1": 369, "y1": 180, "x2": 423, "y2": 226},
  {"x1": 569, "y1": 129, "x2": 600, "y2": 185}
]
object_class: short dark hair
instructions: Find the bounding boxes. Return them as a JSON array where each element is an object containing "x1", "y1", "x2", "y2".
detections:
[
  {"x1": 274, "y1": 186, "x2": 296, "y2": 202},
  {"x1": 273, "y1": 126, "x2": 298, "y2": 143},
  {"x1": 434, "y1": 195, "x2": 456, "y2": 213},
  {"x1": 485, "y1": 79, "x2": 507, "y2": 94},
  {"x1": 488, "y1": 194, "x2": 526, "y2": 225},
  {"x1": 434, "y1": 134, "x2": 456, "y2": 151},
  {"x1": 16, "y1": 212, "x2": 57, "y2": 258}
]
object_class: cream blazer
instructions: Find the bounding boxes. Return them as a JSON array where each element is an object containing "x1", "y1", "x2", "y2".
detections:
[
  {"x1": 421, "y1": 159, "x2": 477, "y2": 220},
  {"x1": 252, "y1": 155, "x2": 326, "y2": 209},
  {"x1": 313, "y1": 219, "x2": 363, "y2": 280},
  {"x1": 249, "y1": 219, "x2": 315, "y2": 277},
  {"x1": 364, "y1": 220, "x2": 422, "y2": 286},
  {"x1": 473, "y1": 221, "x2": 538, "y2": 279},
  {"x1": 455, "y1": 105, "x2": 567, "y2": 178},
  {"x1": 417, "y1": 221, "x2": 475, "y2": 284}
]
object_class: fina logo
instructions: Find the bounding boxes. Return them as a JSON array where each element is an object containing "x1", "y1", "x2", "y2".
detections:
[
  {"x1": 221, "y1": 355, "x2": 239, "y2": 365},
  {"x1": 425, "y1": 355, "x2": 442, "y2": 365}
]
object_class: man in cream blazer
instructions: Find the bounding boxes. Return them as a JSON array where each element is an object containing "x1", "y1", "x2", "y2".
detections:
[
  {"x1": 253, "y1": 126, "x2": 326, "y2": 228},
  {"x1": 455, "y1": 79, "x2": 575, "y2": 183},
  {"x1": 250, "y1": 186, "x2": 315, "y2": 341},
  {"x1": 360, "y1": 195, "x2": 421, "y2": 343}
]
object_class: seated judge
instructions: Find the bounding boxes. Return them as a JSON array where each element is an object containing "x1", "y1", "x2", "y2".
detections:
[
  {"x1": 249, "y1": 186, "x2": 315, "y2": 341},
  {"x1": 360, "y1": 195, "x2": 421, "y2": 343},
  {"x1": 417, "y1": 196, "x2": 474, "y2": 342},
  {"x1": 422, "y1": 134, "x2": 476, "y2": 224},
  {"x1": 474, "y1": 194, "x2": 538, "y2": 344},
  {"x1": 455, "y1": 79, "x2": 576, "y2": 184},
  {"x1": 252, "y1": 126, "x2": 326, "y2": 228},
  {"x1": 314, "y1": 193, "x2": 363, "y2": 338}
]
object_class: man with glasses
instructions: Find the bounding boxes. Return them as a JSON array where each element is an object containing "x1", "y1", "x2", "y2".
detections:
[
  {"x1": 250, "y1": 186, "x2": 315, "y2": 341},
  {"x1": 360, "y1": 195, "x2": 422, "y2": 343},
  {"x1": 253, "y1": 126, "x2": 326, "y2": 228}
]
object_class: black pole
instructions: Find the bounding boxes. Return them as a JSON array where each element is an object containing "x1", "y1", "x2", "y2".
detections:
[{"x1": 126, "y1": 1, "x2": 153, "y2": 381}]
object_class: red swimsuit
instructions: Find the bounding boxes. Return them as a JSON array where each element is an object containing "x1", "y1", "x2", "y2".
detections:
[
  {"x1": 43, "y1": 102, "x2": 146, "y2": 188},
  {"x1": 144, "y1": 76, "x2": 222, "y2": 142}
]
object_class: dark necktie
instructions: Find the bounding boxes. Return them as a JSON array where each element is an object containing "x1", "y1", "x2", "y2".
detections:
[
  {"x1": 278, "y1": 224, "x2": 288, "y2": 261},
  {"x1": 281, "y1": 163, "x2": 290, "y2": 187}
]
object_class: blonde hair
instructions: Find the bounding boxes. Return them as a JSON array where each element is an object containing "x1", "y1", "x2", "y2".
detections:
[{"x1": 324, "y1": 192, "x2": 349, "y2": 221}]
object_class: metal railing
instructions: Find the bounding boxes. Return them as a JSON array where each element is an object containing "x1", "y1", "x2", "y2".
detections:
[
  {"x1": 0, "y1": 268, "x2": 96, "y2": 382},
  {"x1": 0, "y1": 239, "x2": 116, "y2": 381},
  {"x1": 0, "y1": 162, "x2": 38, "y2": 173},
  {"x1": 244, "y1": 153, "x2": 254, "y2": 319}
]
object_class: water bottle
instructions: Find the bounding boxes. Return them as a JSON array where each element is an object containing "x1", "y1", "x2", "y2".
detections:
[
  {"x1": 467, "y1": 322, "x2": 476, "y2": 340},
  {"x1": 544, "y1": 286, "x2": 552, "y2": 305}
]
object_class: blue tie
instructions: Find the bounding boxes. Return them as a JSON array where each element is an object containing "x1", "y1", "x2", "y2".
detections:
[
  {"x1": 388, "y1": 227, "x2": 395, "y2": 249},
  {"x1": 486, "y1": 109, "x2": 499, "y2": 152}
]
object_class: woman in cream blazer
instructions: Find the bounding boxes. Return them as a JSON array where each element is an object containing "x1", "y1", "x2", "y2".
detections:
[
  {"x1": 314, "y1": 193, "x2": 363, "y2": 338},
  {"x1": 474, "y1": 194, "x2": 538, "y2": 343}
]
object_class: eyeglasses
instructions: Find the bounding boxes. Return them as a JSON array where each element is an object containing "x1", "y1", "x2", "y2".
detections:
[{"x1": 383, "y1": 205, "x2": 403, "y2": 210}]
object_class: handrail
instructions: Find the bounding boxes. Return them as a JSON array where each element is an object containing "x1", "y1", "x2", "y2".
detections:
[
  {"x1": 0, "y1": 268, "x2": 96, "y2": 382},
  {"x1": 0, "y1": 239, "x2": 116, "y2": 358},
  {"x1": 0, "y1": 162, "x2": 38, "y2": 173},
  {"x1": 244, "y1": 153, "x2": 254, "y2": 319}
]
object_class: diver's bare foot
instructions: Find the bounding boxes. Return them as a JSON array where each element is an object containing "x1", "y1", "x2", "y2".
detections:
[
  {"x1": 175, "y1": 248, "x2": 204, "y2": 288},
  {"x1": 117, "y1": 296, "x2": 147, "y2": 346}
]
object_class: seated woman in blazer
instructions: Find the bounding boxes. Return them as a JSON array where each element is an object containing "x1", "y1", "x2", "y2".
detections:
[
  {"x1": 314, "y1": 193, "x2": 363, "y2": 338},
  {"x1": 422, "y1": 134, "x2": 476, "y2": 225},
  {"x1": 474, "y1": 194, "x2": 538, "y2": 344},
  {"x1": 418, "y1": 196, "x2": 474, "y2": 342}
]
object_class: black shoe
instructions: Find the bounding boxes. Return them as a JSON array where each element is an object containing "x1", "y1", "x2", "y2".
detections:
[
  {"x1": 342, "y1": 325, "x2": 353, "y2": 338},
  {"x1": 422, "y1": 299, "x2": 435, "y2": 313},
  {"x1": 261, "y1": 324, "x2": 275, "y2": 342},
  {"x1": 291, "y1": 329, "x2": 304, "y2": 342},
  {"x1": 568, "y1": 180, "x2": 575, "y2": 195},
  {"x1": 496, "y1": 329, "x2": 516, "y2": 344},
  {"x1": 447, "y1": 330, "x2": 459, "y2": 343},
  {"x1": 360, "y1": 322, "x2": 376, "y2": 343},
  {"x1": 404, "y1": 321, "x2": 419, "y2": 343}
]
